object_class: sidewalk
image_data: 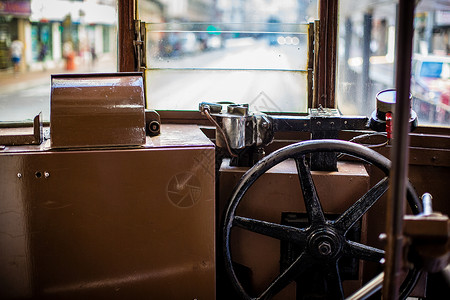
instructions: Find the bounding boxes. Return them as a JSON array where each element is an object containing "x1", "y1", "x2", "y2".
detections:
[{"x1": 0, "y1": 54, "x2": 117, "y2": 94}]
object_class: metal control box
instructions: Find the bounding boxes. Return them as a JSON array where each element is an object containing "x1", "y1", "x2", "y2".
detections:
[
  {"x1": 0, "y1": 125, "x2": 215, "y2": 299},
  {"x1": 50, "y1": 73, "x2": 146, "y2": 148}
]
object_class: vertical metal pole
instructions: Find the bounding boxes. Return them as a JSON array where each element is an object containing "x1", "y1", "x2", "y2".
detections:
[
  {"x1": 362, "y1": 11, "x2": 372, "y2": 106},
  {"x1": 382, "y1": 0, "x2": 416, "y2": 299},
  {"x1": 426, "y1": 11, "x2": 435, "y2": 55},
  {"x1": 344, "y1": 18, "x2": 352, "y2": 64}
]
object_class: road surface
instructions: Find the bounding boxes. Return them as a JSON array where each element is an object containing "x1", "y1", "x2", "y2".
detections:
[{"x1": 0, "y1": 38, "x2": 309, "y2": 123}]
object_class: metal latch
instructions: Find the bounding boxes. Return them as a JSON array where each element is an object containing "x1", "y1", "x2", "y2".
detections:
[{"x1": 134, "y1": 20, "x2": 146, "y2": 72}]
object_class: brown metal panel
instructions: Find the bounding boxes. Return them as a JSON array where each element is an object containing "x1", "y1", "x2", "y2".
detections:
[
  {"x1": 0, "y1": 113, "x2": 43, "y2": 146},
  {"x1": 0, "y1": 126, "x2": 215, "y2": 299},
  {"x1": 218, "y1": 160, "x2": 370, "y2": 298},
  {"x1": 50, "y1": 73, "x2": 146, "y2": 149}
]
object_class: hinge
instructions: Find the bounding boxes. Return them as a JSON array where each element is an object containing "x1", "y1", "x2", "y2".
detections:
[{"x1": 133, "y1": 20, "x2": 146, "y2": 72}]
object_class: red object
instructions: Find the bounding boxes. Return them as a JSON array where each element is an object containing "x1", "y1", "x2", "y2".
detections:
[
  {"x1": 65, "y1": 53, "x2": 76, "y2": 70},
  {"x1": 386, "y1": 112, "x2": 393, "y2": 140},
  {"x1": 440, "y1": 92, "x2": 449, "y2": 106}
]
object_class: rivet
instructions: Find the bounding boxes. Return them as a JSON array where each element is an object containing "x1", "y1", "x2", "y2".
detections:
[
  {"x1": 17, "y1": 173, "x2": 22, "y2": 178},
  {"x1": 44, "y1": 172, "x2": 50, "y2": 178}
]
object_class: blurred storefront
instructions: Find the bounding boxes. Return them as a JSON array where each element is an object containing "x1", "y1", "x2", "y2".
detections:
[
  {"x1": 0, "y1": 0, "x2": 116, "y2": 72},
  {"x1": 0, "y1": 0, "x2": 31, "y2": 70}
]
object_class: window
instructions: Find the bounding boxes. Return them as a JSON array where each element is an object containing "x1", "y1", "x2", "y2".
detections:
[
  {"x1": 139, "y1": 0, "x2": 318, "y2": 113},
  {"x1": 1, "y1": 0, "x2": 448, "y2": 128},
  {"x1": 337, "y1": 0, "x2": 450, "y2": 127},
  {"x1": 0, "y1": 0, "x2": 118, "y2": 122}
]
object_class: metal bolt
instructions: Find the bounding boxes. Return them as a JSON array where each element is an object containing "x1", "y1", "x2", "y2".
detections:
[
  {"x1": 44, "y1": 172, "x2": 50, "y2": 178},
  {"x1": 316, "y1": 121, "x2": 321, "y2": 126},
  {"x1": 17, "y1": 173, "x2": 22, "y2": 178},
  {"x1": 318, "y1": 241, "x2": 332, "y2": 255}
]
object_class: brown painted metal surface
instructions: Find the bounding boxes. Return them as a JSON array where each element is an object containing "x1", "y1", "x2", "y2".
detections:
[
  {"x1": 0, "y1": 113, "x2": 43, "y2": 146},
  {"x1": 0, "y1": 125, "x2": 215, "y2": 299},
  {"x1": 50, "y1": 73, "x2": 146, "y2": 148},
  {"x1": 218, "y1": 160, "x2": 370, "y2": 299}
]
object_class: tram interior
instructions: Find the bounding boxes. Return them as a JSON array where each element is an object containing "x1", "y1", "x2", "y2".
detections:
[{"x1": 0, "y1": 0, "x2": 449, "y2": 299}]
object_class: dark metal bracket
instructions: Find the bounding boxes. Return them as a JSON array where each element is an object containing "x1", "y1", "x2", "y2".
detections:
[{"x1": 199, "y1": 102, "x2": 368, "y2": 170}]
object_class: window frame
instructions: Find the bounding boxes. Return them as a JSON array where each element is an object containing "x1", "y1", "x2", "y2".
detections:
[{"x1": 117, "y1": 0, "x2": 450, "y2": 137}]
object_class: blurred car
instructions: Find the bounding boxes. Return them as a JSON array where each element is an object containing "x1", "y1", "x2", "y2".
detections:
[
  {"x1": 411, "y1": 54, "x2": 450, "y2": 125},
  {"x1": 159, "y1": 32, "x2": 201, "y2": 57}
]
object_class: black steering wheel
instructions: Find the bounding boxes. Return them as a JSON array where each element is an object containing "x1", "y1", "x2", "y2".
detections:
[{"x1": 222, "y1": 139, "x2": 422, "y2": 300}]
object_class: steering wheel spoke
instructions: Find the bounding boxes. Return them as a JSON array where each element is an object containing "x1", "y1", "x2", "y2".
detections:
[
  {"x1": 258, "y1": 252, "x2": 312, "y2": 300},
  {"x1": 233, "y1": 216, "x2": 307, "y2": 244},
  {"x1": 295, "y1": 155, "x2": 326, "y2": 225},
  {"x1": 334, "y1": 177, "x2": 389, "y2": 234},
  {"x1": 326, "y1": 261, "x2": 345, "y2": 299},
  {"x1": 344, "y1": 240, "x2": 385, "y2": 263}
]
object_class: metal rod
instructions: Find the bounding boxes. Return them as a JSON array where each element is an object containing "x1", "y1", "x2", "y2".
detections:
[
  {"x1": 422, "y1": 193, "x2": 433, "y2": 216},
  {"x1": 346, "y1": 272, "x2": 384, "y2": 300},
  {"x1": 382, "y1": 0, "x2": 416, "y2": 299}
]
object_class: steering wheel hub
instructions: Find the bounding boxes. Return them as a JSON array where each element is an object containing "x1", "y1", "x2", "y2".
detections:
[{"x1": 307, "y1": 227, "x2": 342, "y2": 259}]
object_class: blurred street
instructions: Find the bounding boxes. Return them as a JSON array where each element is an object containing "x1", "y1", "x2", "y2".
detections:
[
  {"x1": 0, "y1": 37, "x2": 309, "y2": 122},
  {"x1": 0, "y1": 54, "x2": 116, "y2": 122},
  {"x1": 147, "y1": 38, "x2": 309, "y2": 112}
]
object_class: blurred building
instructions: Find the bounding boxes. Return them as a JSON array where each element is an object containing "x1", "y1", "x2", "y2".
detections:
[
  {"x1": 0, "y1": 0, "x2": 116, "y2": 71},
  {"x1": 0, "y1": 0, "x2": 31, "y2": 70},
  {"x1": 158, "y1": 0, "x2": 214, "y2": 22}
]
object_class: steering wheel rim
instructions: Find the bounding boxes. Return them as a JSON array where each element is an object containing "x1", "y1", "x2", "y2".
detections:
[{"x1": 222, "y1": 139, "x2": 422, "y2": 300}]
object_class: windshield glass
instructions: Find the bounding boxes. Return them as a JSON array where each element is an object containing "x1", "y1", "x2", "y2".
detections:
[
  {"x1": 1, "y1": 0, "x2": 448, "y2": 128},
  {"x1": 141, "y1": 1, "x2": 318, "y2": 113},
  {"x1": 0, "y1": 0, "x2": 118, "y2": 123},
  {"x1": 337, "y1": 0, "x2": 450, "y2": 127}
]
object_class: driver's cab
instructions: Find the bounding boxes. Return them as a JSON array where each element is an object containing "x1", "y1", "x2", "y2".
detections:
[{"x1": 0, "y1": 1, "x2": 449, "y2": 299}]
